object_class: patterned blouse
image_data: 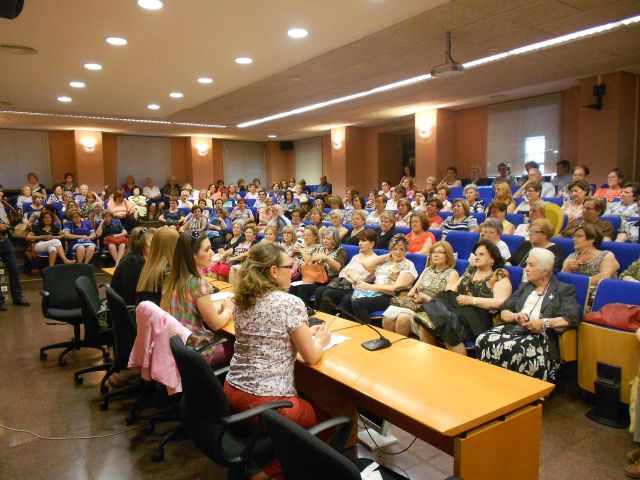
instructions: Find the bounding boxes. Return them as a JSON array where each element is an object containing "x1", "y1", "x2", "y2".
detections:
[
  {"x1": 619, "y1": 219, "x2": 640, "y2": 243},
  {"x1": 322, "y1": 247, "x2": 347, "y2": 278},
  {"x1": 565, "y1": 250, "x2": 610, "y2": 277},
  {"x1": 227, "y1": 290, "x2": 307, "y2": 397},
  {"x1": 442, "y1": 215, "x2": 479, "y2": 235},
  {"x1": 605, "y1": 202, "x2": 639, "y2": 218},
  {"x1": 169, "y1": 276, "x2": 216, "y2": 357},
  {"x1": 621, "y1": 258, "x2": 640, "y2": 281},
  {"x1": 459, "y1": 266, "x2": 509, "y2": 300},
  {"x1": 414, "y1": 266, "x2": 455, "y2": 298}
]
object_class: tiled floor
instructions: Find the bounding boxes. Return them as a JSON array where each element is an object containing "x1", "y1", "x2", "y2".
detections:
[{"x1": 0, "y1": 276, "x2": 636, "y2": 479}]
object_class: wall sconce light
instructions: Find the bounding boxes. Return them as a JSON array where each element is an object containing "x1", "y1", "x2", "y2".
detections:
[
  {"x1": 81, "y1": 138, "x2": 96, "y2": 152},
  {"x1": 417, "y1": 121, "x2": 434, "y2": 139},
  {"x1": 196, "y1": 143, "x2": 209, "y2": 156},
  {"x1": 332, "y1": 134, "x2": 344, "y2": 149}
]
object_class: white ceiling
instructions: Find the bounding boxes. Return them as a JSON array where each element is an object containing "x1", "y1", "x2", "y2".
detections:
[{"x1": 1, "y1": 0, "x2": 639, "y2": 140}]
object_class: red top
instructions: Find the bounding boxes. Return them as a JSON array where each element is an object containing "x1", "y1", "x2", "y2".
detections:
[{"x1": 406, "y1": 231, "x2": 436, "y2": 254}]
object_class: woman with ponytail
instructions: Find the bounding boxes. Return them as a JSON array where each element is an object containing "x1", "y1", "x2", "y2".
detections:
[{"x1": 161, "y1": 231, "x2": 234, "y2": 365}]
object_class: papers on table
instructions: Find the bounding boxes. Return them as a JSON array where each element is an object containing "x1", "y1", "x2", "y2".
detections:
[
  {"x1": 324, "y1": 334, "x2": 349, "y2": 351},
  {"x1": 210, "y1": 291, "x2": 234, "y2": 302},
  {"x1": 290, "y1": 280, "x2": 306, "y2": 286}
]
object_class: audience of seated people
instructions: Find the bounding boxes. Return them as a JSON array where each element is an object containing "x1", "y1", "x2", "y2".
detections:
[{"x1": 4, "y1": 165, "x2": 638, "y2": 390}]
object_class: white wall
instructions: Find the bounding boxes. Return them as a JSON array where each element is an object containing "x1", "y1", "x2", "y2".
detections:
[
  {"x1": 116, "y1": 135, "x2": 171, "y2": 187},
  {"x1": 294, "y1": 137, "x2": 323, "y2": 184},
  {"x1": 0, "y1": 129, "x2": 51, "y2": 189},
  {"x1": 222, "y1": 141, "x2": 266, "y2": 186}
]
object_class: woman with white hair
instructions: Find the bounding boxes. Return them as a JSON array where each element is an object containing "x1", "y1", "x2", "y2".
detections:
[
  {"x1": 464, "y1": 183, "x2": 485, "y2": 212},
  {"x1": 476, "y1": 247, "x2": 581, "y2": 382}
]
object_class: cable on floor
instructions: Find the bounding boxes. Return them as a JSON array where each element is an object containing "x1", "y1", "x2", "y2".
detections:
[
  {"x1": 0, "y1": 421, "x2": 147, "y2": 440},
  {"x1": 358, "y1": 413, "x2": 418, "y2": 456}
]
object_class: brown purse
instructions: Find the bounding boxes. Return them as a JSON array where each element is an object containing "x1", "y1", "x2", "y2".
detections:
[{"x1": 301, "y1": 262, "x2": 329, "y2": 284}]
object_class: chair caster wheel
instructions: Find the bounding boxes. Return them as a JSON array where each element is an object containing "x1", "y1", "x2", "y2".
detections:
[
  {"x1": 39, "y1": 352, "x2": 47, "y2": 361},
  {"x1": 151, "y1": 451, "x2": 164, "y2": 463},
  {"x1": 99, "y1": 401, "x2": 108, "y2": 411},
  {"x1": 100, "y1": 385, "x2": 108, "y2": 394},
  {"x1": 75, "y1": 376, "x2": 83, "y2": 385}
]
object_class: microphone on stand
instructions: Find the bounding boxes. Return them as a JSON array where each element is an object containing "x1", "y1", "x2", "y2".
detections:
[{"x1": 326, "y1": 301, "x2": 392, "y2": 351}]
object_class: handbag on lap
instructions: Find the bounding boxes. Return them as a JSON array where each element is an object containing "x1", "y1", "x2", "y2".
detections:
[{"x1": 300, "y1": 262, "x2": 329, "y2": 284}]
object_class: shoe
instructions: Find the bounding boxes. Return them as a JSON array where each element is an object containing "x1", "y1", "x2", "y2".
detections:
[
  {"x1": 13, "y1": 298, "x2": 30, "y2": 307},
  {"x1": 627, "y1": 460, "x2": 640, "y2": 478},
  {"x1": 628, "y1": 448, "x2": 640, "y2": 464}
]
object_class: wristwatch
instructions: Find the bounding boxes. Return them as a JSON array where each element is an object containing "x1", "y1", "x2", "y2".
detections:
[{"x1": 542, "y1": 318, "x2": 550, "y2": 330}]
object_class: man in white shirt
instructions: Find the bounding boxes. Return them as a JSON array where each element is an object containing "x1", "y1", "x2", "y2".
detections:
[
  {"x1": 177, "y1": 190, "x2": 193, "y2": 209},
  {"x1": 514, "y1": 167, "x2": 555, "y2": 199},
  {"x1": 253, "y1": 189, "x2": 268, "y2": 210},
  {"x1": 366, "y1": 194, "x2": 388, "y2": 225}
]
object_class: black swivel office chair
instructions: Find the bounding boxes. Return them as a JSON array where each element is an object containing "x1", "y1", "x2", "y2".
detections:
[
  {"x1": 169, "y1": 335, "x2": 291, "y2": 479},
  {"x1": 39, "y1": 263, "x2": 106, "y2": 367},
  {"x1": 263, "y1": 410, "x2": 462, "y2": 480},
  {"x1": 99, "y1": 286, "x2": 140, "y2": 410},
  {"x1": 73, "y1": 276, "x2": 114, "y2": 387}
]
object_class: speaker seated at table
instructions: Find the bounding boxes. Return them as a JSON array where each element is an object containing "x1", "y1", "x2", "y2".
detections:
[{"x1": 578, "y1": 279, "x2": 640, "y2": 404}]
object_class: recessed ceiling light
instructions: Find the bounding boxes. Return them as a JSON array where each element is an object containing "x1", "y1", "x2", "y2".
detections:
[
  {"x1": 169, "y1": 92, "x2": 184, "y2": 98},
  {"x1": 138, "y1": 0, "x2": 163, "y2": 10},
  {"x1": 69, "y1": 81, "x2": 85, "y2": 88},
  {"x1": 287, "y1": 28, "x2": 308, "y2": 39},
  {"x1": 57, "y1": 96, "x2": 72, "y2": 103},
  {"x1": 84, "y1": 63, "x2": 102, "y2": 71},
  {"x1": 147, "y1": 103, "x2": 160, "y2": 110},
  {"x1": 268, "y1": 134, "x2": 277, "y2": 138},
  {"x1": 235, "y1": 57, "x2": 253, "y2": 65},
  {"x1": 197, "y1": 77, "x2": 213, "y2": 84},
  {"x1": 106, "y1": 37, "x2": 127, "y2": 46}
]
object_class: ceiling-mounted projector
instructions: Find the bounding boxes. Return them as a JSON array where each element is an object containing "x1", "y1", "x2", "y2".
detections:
[{"x1": 430, "y1": 31, "x2": 465, "y2": 78}]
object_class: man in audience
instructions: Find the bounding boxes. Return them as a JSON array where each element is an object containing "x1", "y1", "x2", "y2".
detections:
[
  {"x1": 162, "y1": 175, "x2": 181, "y2": 200},
  {"x1": 0, "y1": 188, "x2": 29, "y2": 310},
  {"x1": 177, "y1": 190, "x2": 193, "y2": 209},
  {"x1": 366, "y1": 194, "x2": 388, "y2": 225},
  {"x1": 552, "y1": 160, "x2": 572, "y2": 195},
  {"x1": 518, "y1": 160, "x2": 539, "y2": 186},
  {"x1": 254, "y1": 189, "x2": 268, "y2": 210},
  {"x1": 469, "y1": 165, "x2": 491, "y2": 186},
  {"x1": 386, "y1": 184, "x2": 406, "y2": 210},
  {"x1": 514, "y1": 166, "x2": 555, "y2": 198},
  {"x1": 311, "y1": 175, "x2": 332, "y2": 200},
  {"x1": 472, "y1": 219, "x2": 511, "y2": 261}
]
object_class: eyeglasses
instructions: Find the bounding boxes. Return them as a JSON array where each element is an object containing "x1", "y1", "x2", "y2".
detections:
[
  {"x1": 431, "y1": 250, "x2": 446, "y2": 255},
  {"x1": 530, "y1": 229, "x2": 544, "y2": 234},
  {"x1": 573, "y1": 233, "x2": 587, "y2": 238}
]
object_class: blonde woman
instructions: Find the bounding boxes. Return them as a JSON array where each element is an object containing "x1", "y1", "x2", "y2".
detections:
[
  {"x1": 136, "y1": 226, "x2": 179, "y2": 305},
  {"x1": 487, "y1": 182, "x2": 515, "y2": 213},
  {"x1": 383, "y1": 240, "x2": 459, "y2": 336}
]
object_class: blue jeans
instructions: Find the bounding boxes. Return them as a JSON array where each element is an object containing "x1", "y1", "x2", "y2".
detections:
[{"x1": 0, "y1": 238, "x2": 22, "y2": 304}]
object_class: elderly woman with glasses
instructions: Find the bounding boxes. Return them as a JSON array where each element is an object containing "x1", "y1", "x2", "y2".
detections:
[
  {"x1": 562, "y1": 224, "x2": 619, "y2": 288},
  {"x1": 514, "y1": 181, "x2": 542, "y2": 216},
  {"x1": 382, "y1": 240, "x2": 458, "y2": 336},
  {"x1": 293, "y1": 227, "x2": 347, "y2": 307},
  {"x1": 341, "y1": 234, "x2": 418, "y2": 325},
  {"x1": 476, "y1": 248, "x2": 581, "y2": 382},
  {"x1": 508, "y1": 219, "x2": 564, "y2": 278},
  {"x1": 560, "y1": 196, "x2": 614, "y2": 241}
]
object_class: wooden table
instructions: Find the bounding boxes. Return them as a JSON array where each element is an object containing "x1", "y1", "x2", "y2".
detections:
[
  {"x1": 217, "y1": 287, "x2": 554, "y2": 479},
  {"x1": 102, "y1": 267, "x2": 115, "y2": 276}
]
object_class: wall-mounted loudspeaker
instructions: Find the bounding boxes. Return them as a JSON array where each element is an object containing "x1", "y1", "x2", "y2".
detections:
[
  {"x1": 280, "y1": 141, "x2": 294, "y2": 151},
  {"x1": 0, "y1": 0, "x2": 24, "y2": 19}
]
